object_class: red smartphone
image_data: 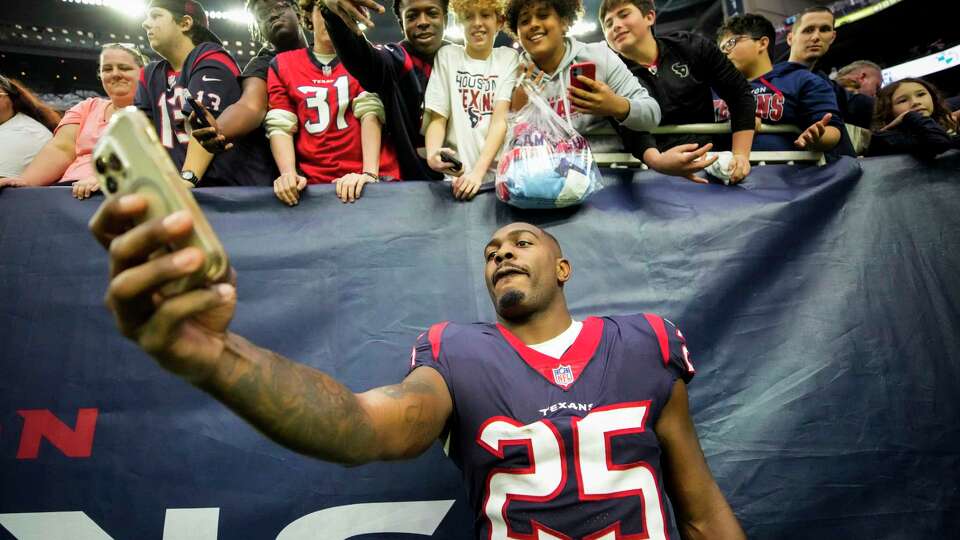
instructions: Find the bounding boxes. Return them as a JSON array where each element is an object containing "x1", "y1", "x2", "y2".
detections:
[{"x1": 570, "y1": 62, "x2": 596, "y2": 91}]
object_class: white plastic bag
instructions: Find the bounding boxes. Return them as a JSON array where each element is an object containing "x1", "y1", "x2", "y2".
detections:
[{"x1": 496, "y1": 79, "x2": 603, "y2": 209}]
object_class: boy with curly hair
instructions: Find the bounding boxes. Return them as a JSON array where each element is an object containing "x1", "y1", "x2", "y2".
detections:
[
  {"x1": 505, "y1": 0, "x2": 660, "y2": 148},
  {"x1": 422, "y1": 0, "x2": 519, "y2": 200}
]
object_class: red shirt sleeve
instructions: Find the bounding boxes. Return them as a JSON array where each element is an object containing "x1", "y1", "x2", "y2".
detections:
[{"x1": 266, "y1": 59, "x2": 295, "y2": 114}]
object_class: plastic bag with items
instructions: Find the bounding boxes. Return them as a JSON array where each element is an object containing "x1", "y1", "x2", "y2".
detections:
[{"x1": 496, "y1": 79, "x2": 603, "y2": 209}]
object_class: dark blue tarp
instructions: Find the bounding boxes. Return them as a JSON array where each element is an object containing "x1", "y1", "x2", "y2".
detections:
[{"x1": 1, "y1": 154, "x2": 959, "y2": 539}]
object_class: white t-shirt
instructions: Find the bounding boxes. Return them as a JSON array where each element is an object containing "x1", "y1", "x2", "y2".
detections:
[
  {"x1": 0, "y1": 113, "x2": 53, "y2": 178},
  {"x1": 528, "y1": 320, "x2": 584, "y2": 359},
  {"x1": 423, "y1": 44, "x2": 519, "y2": 182}
]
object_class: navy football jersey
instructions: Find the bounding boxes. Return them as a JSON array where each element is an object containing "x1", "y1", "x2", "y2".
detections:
[
  {"x1": 411, "y1": 314, "x2": 695, "y2": 539},
  {"x1": 712, "y1": 61, "x2": 852, "y2": 157},
  {"x1": 135, "y1": 43, "x2": 274, "y2": 186}
]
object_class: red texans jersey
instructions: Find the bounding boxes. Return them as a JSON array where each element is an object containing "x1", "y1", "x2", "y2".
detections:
[
  {"x1": 267, "y1": 48, "x2": 400, "y2": 183},
  {"x1": 411, "y1": 314, "x2": 696, "y2": 539}
]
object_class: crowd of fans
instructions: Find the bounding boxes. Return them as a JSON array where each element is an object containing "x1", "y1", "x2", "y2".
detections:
[{"x1": 0, "y1": 0, "x2": 957, "y2": 200}]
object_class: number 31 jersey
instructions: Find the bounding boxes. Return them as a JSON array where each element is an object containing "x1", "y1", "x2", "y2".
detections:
[
  {"x1": 411, "y1": 314, "x2": 696, "y2": 539},
  {"x1": 267, "y1": 48, "x2": 400, "y2": 183}
]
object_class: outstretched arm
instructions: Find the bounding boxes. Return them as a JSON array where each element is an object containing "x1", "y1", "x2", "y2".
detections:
[
  {"x1": 655, "y1": 380, "x2": 746, "y2": 540},
  {"x1": 205, "y1": 335, "x2": 451, "y2": 464},
  {"x1": 89, "y1": 195, "x2": 452, "y2": 465}
]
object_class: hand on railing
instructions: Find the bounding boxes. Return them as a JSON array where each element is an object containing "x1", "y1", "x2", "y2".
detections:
[{"x1": 643, "y1": 144, "x2": 717, "y2": 184}]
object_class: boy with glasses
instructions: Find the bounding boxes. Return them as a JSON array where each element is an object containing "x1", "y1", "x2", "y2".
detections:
[
  {"x1": 600, "y1": 0, "x2": 756, "y2": 183},
  {"x1": 714, "y1": 13, "x2": 849, "y2": 156}
]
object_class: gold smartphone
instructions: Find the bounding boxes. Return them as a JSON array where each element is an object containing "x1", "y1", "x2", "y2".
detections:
[{"x1": 93, "y1": 106, "x2": 229, "y2": 294}]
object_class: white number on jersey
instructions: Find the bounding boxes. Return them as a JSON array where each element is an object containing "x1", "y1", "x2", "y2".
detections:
[
  {"x1": 158, "y1": 89, "x2": 189, "y2": 149},
  {"x1": 478, "y1": 403, "x2": 668, "y2": 539},
  {"x1": 297, "y1": 76, "x2": 350, "y2": 135}
]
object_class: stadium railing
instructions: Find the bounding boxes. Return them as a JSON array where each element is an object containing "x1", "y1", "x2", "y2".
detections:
[{"x1": 589, "y1": 122, "x2": 828, "y2": 168}]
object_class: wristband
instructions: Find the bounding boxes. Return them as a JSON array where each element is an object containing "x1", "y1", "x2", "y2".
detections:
[{"x1": 362, "y1": 171, "x2": 379, "y2": 181}]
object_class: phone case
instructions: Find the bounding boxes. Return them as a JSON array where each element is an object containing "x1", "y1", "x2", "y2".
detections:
[
  {"x1": 93, "y1": 107, "x2": 229, "y2": 295},
  {"x1": 570, "y1": 62, "x2": 596, "y2": 90}
]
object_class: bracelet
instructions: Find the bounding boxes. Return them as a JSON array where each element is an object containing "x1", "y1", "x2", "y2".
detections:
[{"x1": 362, "y1": 171, "x2": 380, "y2": 182}]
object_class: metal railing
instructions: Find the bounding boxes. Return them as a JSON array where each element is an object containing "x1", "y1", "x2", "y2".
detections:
[{"x1": 588, "y1": 122, "x2": 827, "y2": 168}]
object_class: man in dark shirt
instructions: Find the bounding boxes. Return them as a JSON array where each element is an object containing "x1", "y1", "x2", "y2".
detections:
[
  {"x1": 320, "y1": 0, "x2": 447, "y2": 180},
  {"x1": 717, "y1": 13, "x2": 848, "y2": 158},
  {"x1": 190, "y1": 0, "x2": 308, "y2": 154},
  {"x1": 600, "y1": 0, "x2": 756, "y2": 184},
  {"x1": 786, "y1": 6, "x2": 873, "y2": 130}
]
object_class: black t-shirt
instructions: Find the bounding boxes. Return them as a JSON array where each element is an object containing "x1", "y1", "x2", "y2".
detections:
[
  {"x1": 242, "y1": 47, "x2": 276, "y2": 81},
  {"x1": 619, "y1": 32, "x2": 756, "y2": 156}
]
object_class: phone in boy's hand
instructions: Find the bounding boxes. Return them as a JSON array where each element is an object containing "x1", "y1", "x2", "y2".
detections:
[
  {"x1": 439, "y1": 150, "x2": 463, "y2": 172},
  {"x1": 570, "y1": 62, "x2": 597, "y2": 91},
  {"x1": 182, "y1": 89, "x2": 212, "y2": 130}
]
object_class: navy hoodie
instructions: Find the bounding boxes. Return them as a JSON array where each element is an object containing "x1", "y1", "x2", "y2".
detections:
[{"x1": 715, "y1": 61, "x2": 853, "y2": 157}]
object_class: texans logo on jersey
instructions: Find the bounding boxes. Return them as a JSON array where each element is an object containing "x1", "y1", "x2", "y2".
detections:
[{"x1": 456, "y1": 71, "x2": 497, "y2": 128}]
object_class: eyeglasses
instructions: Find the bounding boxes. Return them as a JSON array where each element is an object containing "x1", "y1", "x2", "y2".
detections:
[{"x1": 718, "y1": 35, "x2": 759, "y2": 54}]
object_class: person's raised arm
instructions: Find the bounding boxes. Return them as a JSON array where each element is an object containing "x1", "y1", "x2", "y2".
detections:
[
  {"x1": 88, "y1": 195, "x2": 453, "y2": 465},
  {"x1": 321, "y1": 0, "x2": 394, "y2": 93},
  {"x1": 655, "y1": 379, "x2": 746, "y2": 539}
]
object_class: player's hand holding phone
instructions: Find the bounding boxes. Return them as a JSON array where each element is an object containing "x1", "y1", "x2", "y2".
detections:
[
  {"x1": 89, "y1": 107, "x2": 236, "y2": 377},
  {"x1": 566, "y1": 62, "x2": 630, "y2": 121}
]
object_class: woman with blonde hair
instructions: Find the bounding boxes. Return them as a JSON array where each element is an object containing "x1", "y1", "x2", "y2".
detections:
[{"x1": 0, "y1": 43, "x2": 148, "y2": 197}]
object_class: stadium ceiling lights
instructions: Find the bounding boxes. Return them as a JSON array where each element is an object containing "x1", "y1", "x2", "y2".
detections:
[
  {"x1": 207, "y1": 9, "x2": 255, "y2": 24},
  {"x1": 60, "y1": 0, "x2": 254, "y2": 24},
  {"x1": 61, "y1": 0, "x2": 147, "y2": 18}
]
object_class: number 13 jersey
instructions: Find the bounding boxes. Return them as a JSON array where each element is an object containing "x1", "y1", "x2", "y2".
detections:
[{"x1": 411, "y1": 314, "x2": 696, "y2": 539}]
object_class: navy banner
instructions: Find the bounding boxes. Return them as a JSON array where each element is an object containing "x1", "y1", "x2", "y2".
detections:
[{"x1": 1, "y1": 154, "x2": 959, "y2": 539}]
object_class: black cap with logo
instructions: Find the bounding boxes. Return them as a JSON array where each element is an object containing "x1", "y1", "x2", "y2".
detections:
[{"x1": 147, "y1": 0, "x2": 223, "y2": 46}]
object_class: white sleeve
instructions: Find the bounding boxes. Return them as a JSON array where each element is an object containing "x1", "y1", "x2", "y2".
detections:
[
  {"x1": 494, "y1": 49, "x2": 520, "y2": 103},
  {"x1": 423, "y1": 46, "x2": 452, "y2": 123},
  {"x1": 352, "y1": 91, "x2": 385, "y2": 124},
  {"x1": 263, "y1": 108, "x2": 298, "y2": 138}
]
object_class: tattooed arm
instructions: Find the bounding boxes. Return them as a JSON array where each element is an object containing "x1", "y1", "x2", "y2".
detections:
[
  {"x1": 89, "y1": 195, "x2": 452, "y2": 466},
  {"x1": 204, "y1": 334, "x2": 451, "y2": 465}
]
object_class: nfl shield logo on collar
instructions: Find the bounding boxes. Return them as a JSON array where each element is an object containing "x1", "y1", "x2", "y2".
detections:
[{"x1": 552, "y1": 364, "x2": 575, "y2": 388}]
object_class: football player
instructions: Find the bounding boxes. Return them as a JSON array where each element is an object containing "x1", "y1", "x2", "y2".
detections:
[{"x1": 90, "y1": 192, "x2": 747, "y2": 539}]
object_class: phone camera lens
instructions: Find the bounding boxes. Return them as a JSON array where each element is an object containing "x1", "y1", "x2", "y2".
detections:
[
  {"x1": 105, "y1": 177, "x2": 118, "y2": 193},
  {"x1": 95, "y1": 157, "x2": 109, "y2": 174},
  {"x1": 107, "y1": 154, "x2": 123, "y2": 171}
]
